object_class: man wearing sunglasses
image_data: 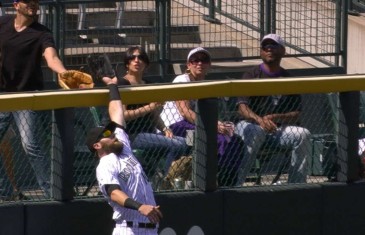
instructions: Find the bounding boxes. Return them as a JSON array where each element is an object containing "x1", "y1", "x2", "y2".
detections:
[
  {"x1": 234, "y1": 34, "x2": 311, "y2": 185},
  {"x1": 86, "y1": 76, "x2": 162, "y2": 234},
  {"x1": 0, "y1": 0, "x2": 67, "y2": 199}
]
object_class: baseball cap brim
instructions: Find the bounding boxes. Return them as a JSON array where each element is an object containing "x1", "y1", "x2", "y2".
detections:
[
  {"x1": 261, "y1": 34, "x2": 285, "y2": 47},
  {"x1": 86, "y1": 122, "x2": 117, "y2": 153},
  {"x1": 187, "y1": 47, "x2": 211, "y2": 61}
]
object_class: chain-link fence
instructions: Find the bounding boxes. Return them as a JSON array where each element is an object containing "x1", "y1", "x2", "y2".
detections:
[
  {"x1": 0, "y1": 0, "x2": 351, "y2": 203},
  {"x1": 0, "y1": 0, "x2": 347, "y2": 79},
  {"x1": 1, "y1": 80, "x2": 363, "y2": 203},
  {"x1": 68, "y1": 89, "x2": 350, "y2": 193},
  {"x1": 0, "y1": 111, "x2": 52, "y2": 201}
]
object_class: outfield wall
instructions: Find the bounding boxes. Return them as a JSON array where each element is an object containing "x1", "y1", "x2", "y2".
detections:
[
  {"x1": 2, "y1": 69, "x2": 364, "y2": 235},
  {"x1": 2, "y1": 182, "x2": 365, "y2": 235}
]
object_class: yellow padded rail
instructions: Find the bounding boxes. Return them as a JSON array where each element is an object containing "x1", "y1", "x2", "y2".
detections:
[{"x1": 0, "y1": 74, "x2": 365, "y2": 112}]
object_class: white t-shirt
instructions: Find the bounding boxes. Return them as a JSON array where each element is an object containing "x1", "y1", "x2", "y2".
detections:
[
  {"x1": 161, "y1": 74, "x2": 193, "y2": 127},
  {"x1": 359, "y1": 138, "x2": 365, "y2": 156},
  {"x1": 96, "y1": 127, "x2": 156, "y2": 223}
]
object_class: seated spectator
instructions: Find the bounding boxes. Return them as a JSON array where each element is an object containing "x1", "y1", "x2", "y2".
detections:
[
  {"x1": 118, "y1": 46, "x2": 188, "y2": 177},
  {"x1": 234, "y1": 34, "x2": 311, "y2": 185},
  {"x1": 160, "y1": 47, "x2": 244, "y2": 186},
  {"x1": 359, "y1": 139, "x2": 365, "y2": 156},
  {"x1": 359, "y1": 139, "x2": 365, "y2": 178}
]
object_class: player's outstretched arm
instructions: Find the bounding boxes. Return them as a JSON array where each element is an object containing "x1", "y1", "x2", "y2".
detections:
[{"x1": 102, "y1": 76, "x2": 126, "y2": 127}]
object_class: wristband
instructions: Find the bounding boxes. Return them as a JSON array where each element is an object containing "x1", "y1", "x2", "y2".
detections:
[
  {"x1": 108, "y1": 84, "x2": 121, "y2": 101},
  {"x1": 124, "y1": 198, "x2": 142, "y2": 210}
]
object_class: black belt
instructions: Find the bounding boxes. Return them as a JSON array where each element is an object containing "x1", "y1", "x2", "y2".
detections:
[{"x1": 126, "y1": 221, "x2": 156, "y2": 229}]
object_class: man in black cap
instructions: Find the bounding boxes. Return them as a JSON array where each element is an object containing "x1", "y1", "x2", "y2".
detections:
[
  {"x1": 86, "y1": 76, "x2": 162, "y2": 235},
  {"x1": 234, "y1": 34, "x2": 311, "y2": 185}
]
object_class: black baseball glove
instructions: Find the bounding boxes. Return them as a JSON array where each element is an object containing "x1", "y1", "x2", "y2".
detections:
[{"x1": 86, "y1": 53, "x2": 116, "y2": 82}]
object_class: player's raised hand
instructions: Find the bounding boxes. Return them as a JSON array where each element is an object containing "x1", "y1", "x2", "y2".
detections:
[
  {"x1": 138, "y1": 205, "x2": 163, "y2": 223},
  {"x1": 102, "y1": 76, "x2": 118, "y2": 85}
]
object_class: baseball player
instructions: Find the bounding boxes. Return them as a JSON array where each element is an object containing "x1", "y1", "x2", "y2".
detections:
[{"x1": 86, "y1": 76, "x2": 163, "y2": 235}]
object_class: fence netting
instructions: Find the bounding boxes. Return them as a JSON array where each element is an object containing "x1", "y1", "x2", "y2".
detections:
[
  {"x1": 0, "y1": 0, "x2": 345, "y2": 79},
  {"x1": 0, "y1": 0, "x2": 349, "y2": 203},
  {"x1": 0, "y1": 90, "x2": 352, "y2": 203}
]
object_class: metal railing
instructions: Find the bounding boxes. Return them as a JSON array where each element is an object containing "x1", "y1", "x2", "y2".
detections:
[
  {"x1": 0, "y1": 0, "x2": 347, "y2": 79},
  {"x1": 349, "y1": 0, "x2": 365, "y2": 13},
  {"x1": 0, "y1": 74, "x2": 363, "y2": 203},
  {"x1": 190, "y1": 0, "x2": 347, "y2": 67}
]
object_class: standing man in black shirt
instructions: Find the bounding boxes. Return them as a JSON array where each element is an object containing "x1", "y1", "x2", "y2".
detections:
[{"x1": 0, "y1": 0, "x2": 67, "y2": 200}]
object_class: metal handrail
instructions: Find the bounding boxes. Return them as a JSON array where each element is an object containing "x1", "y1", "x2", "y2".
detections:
[
  {"x1": 191, "y1": 0, "x2": 346, "y2": 69},
  {"x1": 349, "y1": 0, "x2": 365, "y2": 13},
  {"x1": 0, "y1": 0, "x2": 348, "y2": 76}
]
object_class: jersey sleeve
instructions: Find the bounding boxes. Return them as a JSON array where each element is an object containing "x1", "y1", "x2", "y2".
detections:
[
  {"x1": 114, "y1": 127, "x2": 133, "y2": 156},
  {"x1": 96, "y1": 157, "x2": 120, "y2": 196}
]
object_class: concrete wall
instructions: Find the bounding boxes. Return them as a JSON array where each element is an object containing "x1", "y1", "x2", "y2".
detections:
[{"x1": 348, "y1": 15, "x2": 365, "y2": 74}]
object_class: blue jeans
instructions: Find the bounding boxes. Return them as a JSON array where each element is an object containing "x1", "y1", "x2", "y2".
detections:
[
  {"x1": 234, "y1": 120, "x2": 311, "y2": 184},
  {"x1": 131, "y1": 133, "x2": 189, "y2": 174},
  {"x1": 0, "y1": 110, "x2": 50, "y2": 197}
]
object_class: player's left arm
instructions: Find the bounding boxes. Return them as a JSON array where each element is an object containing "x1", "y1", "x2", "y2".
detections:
[
  {"x1": 102, "y1": 76, "x2": 126, "y2": 127},
  {"x1": 43, "y1": 47, "x2": 67, "y2": 74},
  {"x1": 106, "y1": 185, "x2": 163, "y2": 223}
]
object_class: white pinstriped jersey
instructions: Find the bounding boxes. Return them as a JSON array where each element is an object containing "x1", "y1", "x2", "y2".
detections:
[{"x1": 96, "y1": 127, "x2": 156, "y2": 223}]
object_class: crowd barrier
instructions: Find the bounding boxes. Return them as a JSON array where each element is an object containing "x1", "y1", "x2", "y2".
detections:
[{"x1": 2, "y1": 182, "x2": 365, "y2": 235}]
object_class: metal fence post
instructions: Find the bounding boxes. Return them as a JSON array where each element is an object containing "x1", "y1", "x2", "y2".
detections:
[
  {"x1": 341, "y1": 0, "x2": 348, "y2": 71},
  {"x1": 51, "y1": 108, "x2": 75, "y2": 201},
  {"x1": 271, "y1": 0, "x2": 276, "y2": 32},
  {"x1": 194, "y1": 98, "x2": 218, "y2": 192},
  {"x1": 337, "y1": 91, "x2": 361, "y2": 182},
  {"x1": 157, "y1": 0, "x2": 168, "y2": 79},
  {"x1": 260, "y1": 0, "x2": 266, "y2": 38},
  {"x1": 202, "y1": 0, "x2": 221, "y2": 24}
]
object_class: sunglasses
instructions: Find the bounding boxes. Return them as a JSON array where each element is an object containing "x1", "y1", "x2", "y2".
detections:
[
  {"x1": 189, "y1": 58, "x2": 210, "y2": 65},
  {"x1": 96, "y1": 129, "x2": 113, "y2": 142},
  {"x1": 261, "y1": 43, "x2": 282, "y2": 51},
  {"x1": 129, "y1": 54, "x2": 147, "y2": 61}
]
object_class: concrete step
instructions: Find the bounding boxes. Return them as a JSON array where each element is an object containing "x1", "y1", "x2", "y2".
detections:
[
  {"x1": 71, "y1": 9, "x2": 156, "y2": 28},
  {"x1": 173, "y1": 61, "x2": 260, "y2": 76},
  {"x1": 64, "y1": 25, "x2": 201, "y2": 46},
  {"x1": 60, "y1": 44, "x2": 243, "y2": 82},
  {"x1": 63, "y1": 7, "x2": 201, "y2": 45},
  {"x1": 64, "y1": 9, "x2": 155, "y2": 30},
  {"x1": 63, "y1": 44, "x2": 241, "y2": 64},
  {"x1": 168, "y1": 45, "x2": 243, "y2": 61},
  {"x1": 63, "y1": 2, "x2": 116, "y2": 9}
]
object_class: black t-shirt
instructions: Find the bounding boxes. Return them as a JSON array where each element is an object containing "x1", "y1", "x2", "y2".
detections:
[
  {"x1": 237, "y1": 64, "x2": 301, "y2": 118},
  {"x1": 119, "y1": 78, "x2": 157, "y2": 136},
  {"x1": 0, "y1": 15, "x2": 56, "y2": 92}
]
